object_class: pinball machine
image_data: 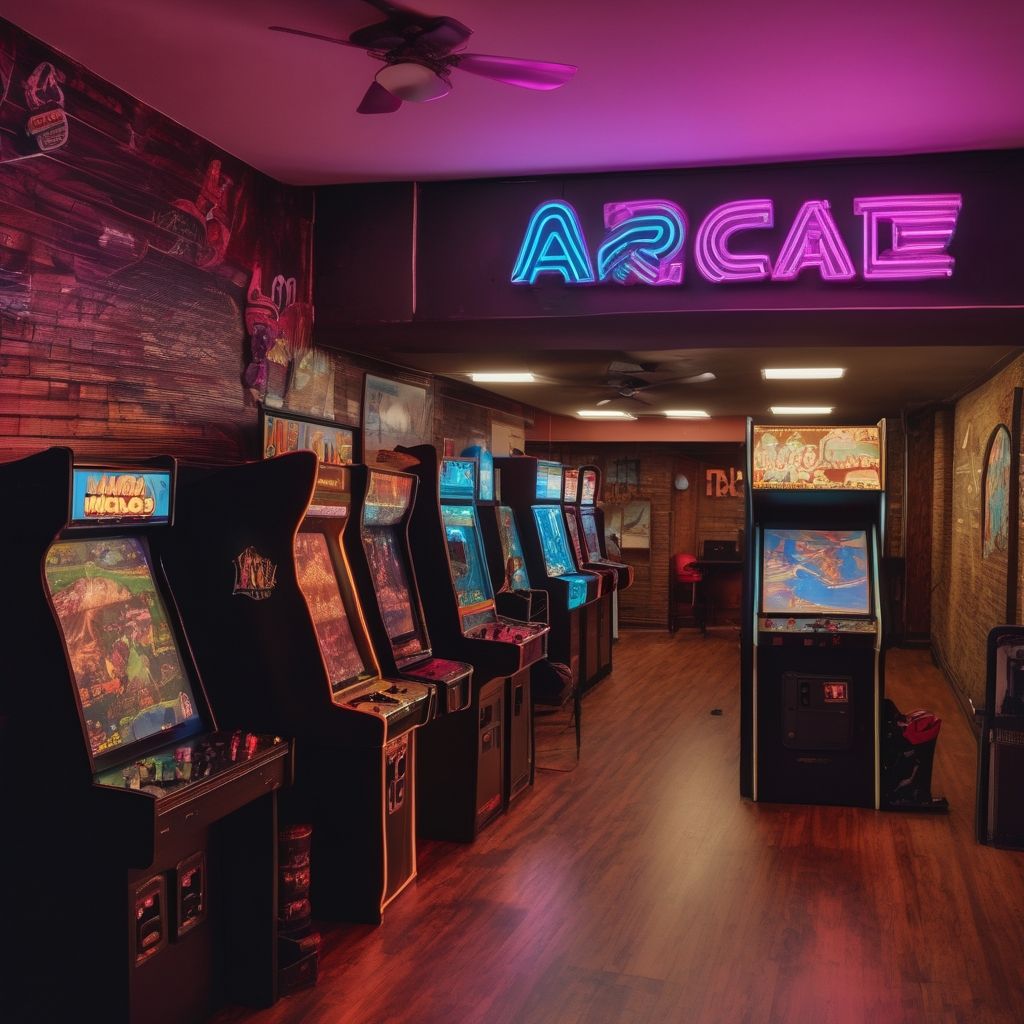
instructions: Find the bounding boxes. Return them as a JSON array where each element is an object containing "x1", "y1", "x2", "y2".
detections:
[
  {"x1": 398, "y1": 446, "x2": 551, "y2": 838},
  {"x1": 158, "y1": 453, "x2": 434, "y2": 924},
  {"x1": 562, "y1": 466, "x2": 615, "y2": 689},
  {"x1": 0, "y1": 447, "x2": 289, "y2": 1024},
  {"x1": 494, "y1": 455, "x2": 601, "y2": 692}
]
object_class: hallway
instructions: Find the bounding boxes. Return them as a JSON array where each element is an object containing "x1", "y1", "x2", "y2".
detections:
[{"x1": 219, "y1": 631, "x2": 1024, "y2": 1024}]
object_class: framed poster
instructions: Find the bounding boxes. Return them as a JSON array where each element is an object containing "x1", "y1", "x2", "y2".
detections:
[
  {"x1": 260, "y1": 407, "x2": 356, "y2": 465},
  {"x1": 362, "y1": 373, "x2": 432, "y2": 466},
  {"x1": 620, "y1": 500, "x2": 652, "y2": 550},
  {"x1": 982, "y1": 424, "x2": 1011, "y2": 558}
]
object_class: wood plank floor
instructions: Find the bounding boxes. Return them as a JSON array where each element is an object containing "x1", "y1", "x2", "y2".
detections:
[{"x1": 216, "y1": 630, "x2": 1024, "y2": 1024}]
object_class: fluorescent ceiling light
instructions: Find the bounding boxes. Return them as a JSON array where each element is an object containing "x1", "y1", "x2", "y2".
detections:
[
  {"x1": 770, "y1": 406, "x2": 834, "y2": 415},
  {"x1": 663, "y1": 410, "x2": 710, "y2": 418},
  {"x1": 470, "y1": 372, "x2": 536, "y2": 383},
  {"x1": 762, "y1": 367, "x2": 845, "y2": 380},
  {"x1": 576, "y1": 409, "x2": 637, "y2": 419}
]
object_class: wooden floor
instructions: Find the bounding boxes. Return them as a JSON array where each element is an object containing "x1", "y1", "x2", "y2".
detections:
[{"x1": 217, "y1": 630, "x2": 1024, "y2": 1024}]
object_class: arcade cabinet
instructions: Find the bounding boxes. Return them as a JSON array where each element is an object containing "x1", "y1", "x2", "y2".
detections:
[
  {"x1": 977, "y1": 626, "x2": 1024, "y2": 845},
  {"x1": 495, "y1": 455, "x2": 601, "y2": 691},
  {"x1": 741, "y1": 423, "x2": 885, "y2": 808},
  {"x1": 563, "y1": 465, "x2": 623, "y2": 685},
  {"x1": 399, "y1": 446, "x2": 551, "y2": 838},
  {"x1": 574, "y1": 464, "x2": 634, "y2": 641},
  {"x1": 0, "y1": 448, "x2": 289, "y2": 1024},
  {"x1": 159, "y1": 453, "x2": 434, "y2": 924},
  {"x1": 343, "y1": 463, "x2": 473, "y2": 716}
]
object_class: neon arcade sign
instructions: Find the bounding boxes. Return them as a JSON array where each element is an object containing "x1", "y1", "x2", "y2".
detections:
[{"x1": 510, "y1": 195, "x2": 962, "y2": 286}]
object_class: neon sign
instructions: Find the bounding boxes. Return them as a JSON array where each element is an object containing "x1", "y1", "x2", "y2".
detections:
[{"x1": 512, "y1": 194, "x2": 962, "y2": 286}]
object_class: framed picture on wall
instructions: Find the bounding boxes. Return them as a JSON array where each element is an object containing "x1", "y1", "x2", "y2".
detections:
[
  {"x1": 362, "y1": 373, "x2": 432, "y2": 466},
  {"x1": 620, "y1": 499, "x2": 652, "y2": 551},
  {"x1": 259, "y1": 406, "x2": 357, "y2": 465},
  {"x1": 982, "y1": 423, "x2": 1011, "y2": 558}
]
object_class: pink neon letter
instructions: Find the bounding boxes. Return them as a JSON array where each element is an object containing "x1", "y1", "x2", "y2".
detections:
[
  {"x1": 772, "y1": 200, "x2": 855, "y2": 281},
  {"x1": 854, "y1": 194, "x2": 962, "y2": 280},
  {"x1": 694, "y1": 200, "x2": 774, "y2": 282}
]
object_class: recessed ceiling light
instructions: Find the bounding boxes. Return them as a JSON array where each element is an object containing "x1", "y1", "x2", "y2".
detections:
[
  {"x1": 469, "y1": 372, "x2": 536, "y2": 383},
  {"x1": 576, "y1": 410, "x2": 637, "y2": 419},
  {"x1": 770, "y1": 406, "x2": 834, "y2": 415},
  {"x1": 762, "y1": 367, "x2": 846, "y2": 380},
  {"x1": 663, "y1": 410, "x2": 710, "y2": 419}
]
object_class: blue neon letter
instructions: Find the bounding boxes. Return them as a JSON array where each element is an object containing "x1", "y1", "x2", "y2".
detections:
[
  {"x1": 598, "y1": 200, "x2": 686, "y2": 285},
  {"x1": 511, "y1": 201, "x2": 595, "y2": 284}
]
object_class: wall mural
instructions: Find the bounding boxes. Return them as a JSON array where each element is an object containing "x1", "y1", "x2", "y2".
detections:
[
  {"x1": 982, "y1": 424, "x2": 1011, "y2": 558},
  {"x1": 0, "y1": 18, "x2": 313, "y2": 464}
]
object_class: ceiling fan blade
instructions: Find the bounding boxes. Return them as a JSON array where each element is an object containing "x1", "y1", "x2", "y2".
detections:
[
  {"x1": 452, "y1": 53, "x2": 577, "y2": 90},
  {"x1": 268, "y1": 25, "x2": 363, "y2": 49},
  {"x1": 357, "y1": 80, "x2": 403, "y2": 114},
  {"x1": 595, "y1": 398, "x2": 614, "y2": 406},
  {"x1": 667, "y1": 372, "x2": 716, "y2": 385}
]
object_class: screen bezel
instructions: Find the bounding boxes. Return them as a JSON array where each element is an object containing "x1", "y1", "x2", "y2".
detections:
[
  {"x1": 759, "y1": 525, "x2": 874, "y2": 619},
  {"x1": 46, "y1": 530, "x2": 207, "y2": 774}
]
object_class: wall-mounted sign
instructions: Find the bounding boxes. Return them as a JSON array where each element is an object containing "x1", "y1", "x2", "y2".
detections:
[
  {"x1": 706, "y1": 468, "x2": 744, "y2": 498},
  {"x1": 512, "y1": 195, "x2": 961, "y2": 287},
  {"x1": 751, "y1": 425, "x2": 882, "y2": 491}
]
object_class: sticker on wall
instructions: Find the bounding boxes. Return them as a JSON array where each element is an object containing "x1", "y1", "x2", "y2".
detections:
[
  {"x1": 232, "y1": 547, "x2": 278, "y2": 600},
  {"x1": 982, "y1": 424, "x2": 1011, "y2": 558}
]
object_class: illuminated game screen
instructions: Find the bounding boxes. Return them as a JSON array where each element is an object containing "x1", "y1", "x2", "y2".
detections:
[
  {"x1": 564, "y1": 512, "x2": 585, "y2": 565},
  {"x1": 294, "y1": 533, "x2": 368, "y2": 688},
  {"x1": 532, "y1": 505, "x2": 576, "y2": 578},
  {"x1": 441, "y1": 505, "x2": 492, "y2": 608},
  {"x1": 362, "y1": 526, "x2": 419, "y2": 643},
  {"x1": 581, "y1": 512, "x2": 604, "y2": 561},
  {"x1": 761, "y1": 529, "x2": 871, "y2": 615},
  {"x1": 70, "y1": 468, "x2": 171, "y2": 526},
  {"x1": 496, "y1": 506, "x2": 531, "y2": 591},
  {"x1": 477, "y1": 450, "x2": 494, "y2": 502},
  {"x1": 363, "y1": 471, "x2": 412, "y2": 527},
  {"x1": 44, "y1": 536, "x2": 200, "y2": 759},
  {"x1": 535, "y1": 461, "x2": 563, "y2": 501},
  {"x1": 563, "y1": 468, "x2": 579, "y2": 503},
  {"x1": 581, "y1": 471, "x2": 597, "y2": 505},
  {"x1": 439, "y1": 459, "x2": 475, "y2": 500}
]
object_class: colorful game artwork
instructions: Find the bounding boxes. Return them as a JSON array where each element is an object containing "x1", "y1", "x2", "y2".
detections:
[
  {"x1": 751, "y1": 425, "x2": 881, "y2": 490},
  {"x1": 983, "y1": 424, "x2": 1011, "y2": 558},
  {"x1": 496, "y1": 506, "x2": 531, "y2": 591},
  {"x1": 44, "y1": 536, "x2": 200, "y2": 757},
  {"x1": 262, "y1": 409, "x2": 354, "y2": 465},
  {"x1": 761, "y1": 529, "x2": 871, "y2": 615},
  {"x1": 293, "y1": 533, "x2": 367, "y2": 687}
]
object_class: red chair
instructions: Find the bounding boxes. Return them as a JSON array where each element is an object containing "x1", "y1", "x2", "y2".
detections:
[{"x1": 669, "y1": 552, "x2": 703, "y2": 632}]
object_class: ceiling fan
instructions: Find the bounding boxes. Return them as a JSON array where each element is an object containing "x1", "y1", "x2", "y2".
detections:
[
  {"x1": 270, "y1": 0, "x2": 577, "y2": 114},
  {"x1": 593, "y1": 360, "x2": 716, "y2": 407}
]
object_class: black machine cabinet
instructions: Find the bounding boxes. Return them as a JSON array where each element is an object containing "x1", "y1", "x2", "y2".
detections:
[
  {"x1": 398, "y1": 446, "x2": 551, "y2": 840},
  {"x1": 742, "y1": 422, "x2": 886, "y2": 808},
  {"x1": 0, "y1": 447, "x2": 289, "y2": 1024},
  {"x1": 494, "y1": 455, "x2": 601, "y2": 692},
  {"x1": 159, "y1": 454, "x2": 433, "y2": 924},
  {"x1": 978, "y1": 627, "x2": 1024, "y2": 846}
]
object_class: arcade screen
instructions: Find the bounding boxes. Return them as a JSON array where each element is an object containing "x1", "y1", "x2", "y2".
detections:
[
  {"x1": 564, "y1": 511, "x2": 585, "y2": 565},
  {"x1": 441, "y1": 505, "x2": 492, "y2": 608},
  {"x1": 581, "y1": 471, "x2": 598, "y2": 505},
  {"x1": 536, "y1": 461, "x2": 563, "y2": 501},
  {"x1": 44, "y1": 536, "x2": 200, "y2": 759},
  {"x1": 294, "y1": 532, "x2": 368, "y2": 688},
  {"x1": 362, "y1": 526, "x2": 419, "y2": 645},
  {"x1": 563, "y1": 468, "x2": 579, "y2": 503},
  {"x1": 532, "y1": 505, "x2": 576, "y2": 578},
  {"x1": 439, "y1": 459, "x2": 475, "y2": 500},
  {"x1": 581, "y1": 512, "x2": 604, "y2": 561},
  {"x1": 497, "y1": 506, "x2": 531, "y2": 591},
  {"x1": 761, "y1": 529, "x2": 871, "y2": 615},
  {"x1": 363, "y1": 471, "x2": 412, "y2": 527}
]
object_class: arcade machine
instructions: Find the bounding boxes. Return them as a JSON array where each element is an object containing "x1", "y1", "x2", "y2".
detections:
[
  {"x1": 576, "y1": 464, "x2": 635, "y2": 640},
  {"x1": 343, "y1": 464, "x2": 472, "y2": 717},
  {"x1": 0, "y1": 447, "x2": 289, "y2": 1024},
  {"x1": 741, "y1": 423, "x2": 885, "y2": 808},
  {"x1": 159, "y1": 453, "x2": 434, "y2": 924},
  {"x1": 399, "y1": 446, "x2": 551, "y2": 838},
  {"x1": 562, "y1": 465, "x2": 625, "y2": 686},
  {"x1": 494, "y1": 456, "x2": 602, "y2": 691},
  {"x1": 977, "y1": 626, "x2": 1024, "y2": 845}
]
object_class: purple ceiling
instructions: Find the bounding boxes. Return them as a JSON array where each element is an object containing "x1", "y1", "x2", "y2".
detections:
[{"x1": 3, "y1": 0, "x2": 1023, "y2": 185}]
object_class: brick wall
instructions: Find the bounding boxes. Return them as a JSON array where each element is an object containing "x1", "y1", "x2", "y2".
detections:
[{"x1": 931, "y1": 354, "x2": 1024, "y2": 711}]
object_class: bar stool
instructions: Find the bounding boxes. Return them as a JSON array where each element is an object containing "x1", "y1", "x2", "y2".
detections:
[{"x1": 669, "y1": 552, "x2": 703, "y2": 632}]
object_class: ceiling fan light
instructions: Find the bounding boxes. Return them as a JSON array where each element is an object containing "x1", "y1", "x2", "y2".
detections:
[
  {"x1": 576, "y1": 410, "x2": 637, "y2": 420},
  {"x1": 664, "y1": 410, "x2": 710, "y2": 418},
  {"x1": 376, "y1": 62, "x2": 450, "y2": 102}
]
